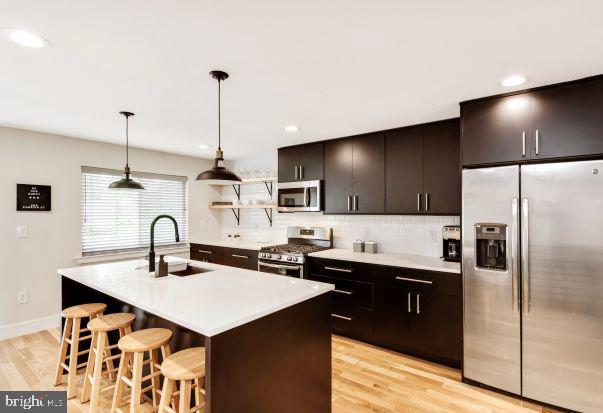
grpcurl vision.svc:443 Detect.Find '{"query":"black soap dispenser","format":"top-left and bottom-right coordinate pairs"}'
top-left (156, 255), bottom-right (168, 278)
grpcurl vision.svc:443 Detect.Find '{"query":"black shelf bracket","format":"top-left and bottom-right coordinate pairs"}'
top-left (264, 181), bottom-right (273, 197)
top-left (232, 184), bottom-right (241, 200)
top-left (231, 208), bottom-right (240, 225)
top-left (263, 208), bottom-right (273, 227)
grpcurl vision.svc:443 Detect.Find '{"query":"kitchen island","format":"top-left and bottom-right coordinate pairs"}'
top-left (58, 258), bottom-right (334, 413)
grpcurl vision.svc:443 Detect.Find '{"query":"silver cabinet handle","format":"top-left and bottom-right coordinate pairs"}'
top-left (232, 254), bottom-right (250, 259)
top-left (331, 313), bottom-right (352, 321)
top-left (416, 293), bottom-right (421, 314)
top-left (197, 250), bottom-right (213, 254)
top-left (325, 266), bottom-right (353, 273)
top-left (407, 292), bottom-right (412, 313)
top-left (353, 195), bottom-right (358, 211)
top-left (334, 289), bottom-right (353, 295)
top-left (395, 276), bottom-right (433, 285)
top-left (535, 130), bottom-right (540, 155)
top-left (522, 131), bottom-right (526, 156)
top-left (294, 166), bottom-right (298, 180)
top-left (417, 193), bottom-right (422, 212)
top-left (424, 193), bottom-right (429, 211)
top-left (521, 198), bottom-right (530, 314)
top-left (511, 198), bottom-right (520, 312)
top-left (347, 195), bottom-right (352, 212)
top-left (300, 165), bottom-right (304, 180)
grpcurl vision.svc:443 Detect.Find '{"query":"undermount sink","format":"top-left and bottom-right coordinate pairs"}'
top-left (169, 265), bottom-right (214, 277)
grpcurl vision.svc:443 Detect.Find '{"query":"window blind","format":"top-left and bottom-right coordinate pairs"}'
top-left (81, 166), bottom-right (188, 256)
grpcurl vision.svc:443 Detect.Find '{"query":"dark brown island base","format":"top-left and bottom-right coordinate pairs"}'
top-left (59, 259), bottom-right (333, 413)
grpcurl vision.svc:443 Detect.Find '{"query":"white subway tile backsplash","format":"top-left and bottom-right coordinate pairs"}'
top-left (217, 180), bottom-right (458, 257)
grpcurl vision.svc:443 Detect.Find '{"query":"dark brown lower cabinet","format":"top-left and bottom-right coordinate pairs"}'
top-left (190, 243), bottom-right (224, 264)
top-left (222, 247), bottom-right (259, 270)
top-left (308, 257), bottom-right (462, 368)
top-left (189, 244), bottom-right (258, 270)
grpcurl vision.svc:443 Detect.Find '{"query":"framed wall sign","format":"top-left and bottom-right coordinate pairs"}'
top-left (17, 184), bottom-right (52, 211)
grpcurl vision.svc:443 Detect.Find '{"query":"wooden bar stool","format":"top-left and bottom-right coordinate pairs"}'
top-left (158, 348), bottom-right (206, 413)
top-left (80, 313), bottom-right (136, 413)
top-left (55, 303), bottom-right (107, 399)
top-left (111, 328), bottom-right (173, 413)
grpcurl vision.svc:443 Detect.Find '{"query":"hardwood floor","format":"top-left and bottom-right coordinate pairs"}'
top-left (0, 329), bottom-right (559, 413)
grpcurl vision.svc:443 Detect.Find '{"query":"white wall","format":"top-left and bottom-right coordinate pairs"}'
top-left (222, 153), bottom-right (459, 256)
top-left (0, 126), bottom-right (221, 339)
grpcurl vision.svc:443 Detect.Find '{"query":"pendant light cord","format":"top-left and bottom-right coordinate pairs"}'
top-left (218, 79), bottom-right (222, 151)
top-left (125, 114), bottom-right (129, 167)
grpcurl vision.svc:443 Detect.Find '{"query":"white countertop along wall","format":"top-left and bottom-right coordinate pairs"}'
top-left (309, 249), bottom-right (461, 274)
top-left (189, 237), bottom-right (284, 251)
top-left (58, 258), bottom-right (333, 337)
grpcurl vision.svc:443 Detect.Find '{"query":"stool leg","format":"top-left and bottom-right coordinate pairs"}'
top-left (66, 317), bottom-right (81, 399)
top-left (150, 349), bottom-right (161, 407)
top-left (179, 379), bottom-right (191, 413)
top-left (130, 352), bottom-right (144, 413)
top-left (54, 317), bottom-right (73, 385)
top-left (194, 378), bottom-right (202, 410)
top-left (161, 344), bottom-right (178, 412)
top-left (88, 331), bottom-right (106, 413)
top-left (158, 377), bottom-right (173, 413)
top-left (103, 333), bottom-right (117, 381)
top-left (111, 352), bottom-right (128, 413)
top-left (80, 330), bottom-right (99, 403)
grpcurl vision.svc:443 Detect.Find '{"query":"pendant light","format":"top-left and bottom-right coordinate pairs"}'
top-left (109, 111), bottom-right (145, 190)
top-left (196, 70), bottom-right (242, 185)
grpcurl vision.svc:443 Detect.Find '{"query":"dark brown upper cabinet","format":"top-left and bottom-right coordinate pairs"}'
top-left (461, 94), bottom-right (531, 166)
top-left (325, 133), bottom-right (385, 214)
top-left (461, 75), bottom-right (603, 166)
top-left (277, 142), bottom-right (324, 182)
top-left (386, 119), bottom-right (460, 215)
top-left (529, 77), bottom-right (603, 159)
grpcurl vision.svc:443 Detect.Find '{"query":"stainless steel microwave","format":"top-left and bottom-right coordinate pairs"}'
top-left (277, 180), bottom-right (322, 212)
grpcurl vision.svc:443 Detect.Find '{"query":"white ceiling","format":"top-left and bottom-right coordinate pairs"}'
top-left (1, 0), bottom-right (603, 160)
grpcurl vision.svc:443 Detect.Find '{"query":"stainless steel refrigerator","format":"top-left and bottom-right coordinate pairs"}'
top-left (462, 160), bottom-right (603, 413)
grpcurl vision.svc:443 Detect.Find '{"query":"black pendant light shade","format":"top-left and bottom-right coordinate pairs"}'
top-left (109, 111), bottom-right (145, 190)
top-left (196, 70), bottom-right (242, 185)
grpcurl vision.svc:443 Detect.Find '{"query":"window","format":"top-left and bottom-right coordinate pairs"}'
top-left (81, 166), bottom-right (188, 256)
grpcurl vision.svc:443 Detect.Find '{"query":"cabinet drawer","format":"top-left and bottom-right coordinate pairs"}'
top-left (330, 303), bottom-right (373, 342)
top-left (373, 265), bottom-right (460, 297)
top-left (223, 248), bottom-right (258, 270)
top-left (308, 258), bottom-right (373, 283)
top-left (190, 244), bottom-right (223, 264)
top-left (311, 274), bottom-right (373, 309)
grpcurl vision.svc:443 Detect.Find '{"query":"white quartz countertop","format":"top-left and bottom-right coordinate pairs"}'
top-left (58, 258), bottom-right (333, 337)
top-left (189, 238), bottom-right (283, 251)
top-left (308, 249), bottom-right (461, 274)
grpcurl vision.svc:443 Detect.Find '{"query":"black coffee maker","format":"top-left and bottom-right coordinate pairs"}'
top-left (442, 225), bottom-right (461, 262)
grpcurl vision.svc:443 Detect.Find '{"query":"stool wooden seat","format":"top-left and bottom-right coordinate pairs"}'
top-left (111, 328), bottom-right (173, 413)
top-left (55, 303), bottom-right (107, 399)
top-left (158, 348), bottom-right (206, 413)
top-left (80, 313), bottom-right (136, 413)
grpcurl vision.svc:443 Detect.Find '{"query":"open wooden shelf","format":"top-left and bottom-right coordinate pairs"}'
top-left (209, 177), bottom-right (277, 186)
top-left (209, 204), bottom-right (277, 209)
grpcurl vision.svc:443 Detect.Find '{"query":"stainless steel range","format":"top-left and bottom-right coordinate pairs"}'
top-left (258, 226), bottom-right (332, 278)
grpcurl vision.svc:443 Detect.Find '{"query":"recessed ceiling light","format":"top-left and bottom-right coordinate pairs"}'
top-left (501, 75), bottom-right (526, 87)
top-left (1, 28), bottom-right (49, 48)
top-left (198, 144), bottom-right (212, 149)
top-left (285, 125), bottom-right (299, 132)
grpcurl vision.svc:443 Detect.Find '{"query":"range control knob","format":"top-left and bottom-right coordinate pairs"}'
top-left (266, 253), bottom-right (272, 259)
top-left (275, 254), bottom-right (281, 260)
top-left (287, 256), bottom-right (293, 261)
top-left (293, 257), bottom-right (300, 262)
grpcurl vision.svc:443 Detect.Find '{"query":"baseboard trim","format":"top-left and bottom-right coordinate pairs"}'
top-left (0, 315), bottom-right (61, 341)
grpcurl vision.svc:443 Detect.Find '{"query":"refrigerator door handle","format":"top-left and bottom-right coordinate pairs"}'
top-left (521, 198), bottom-right (531, 314)
top-left (511, 198), bottom-right (520, 312)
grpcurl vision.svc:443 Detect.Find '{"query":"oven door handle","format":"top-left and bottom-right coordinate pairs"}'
top-left (258, 261), bottom-right (302, 271)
